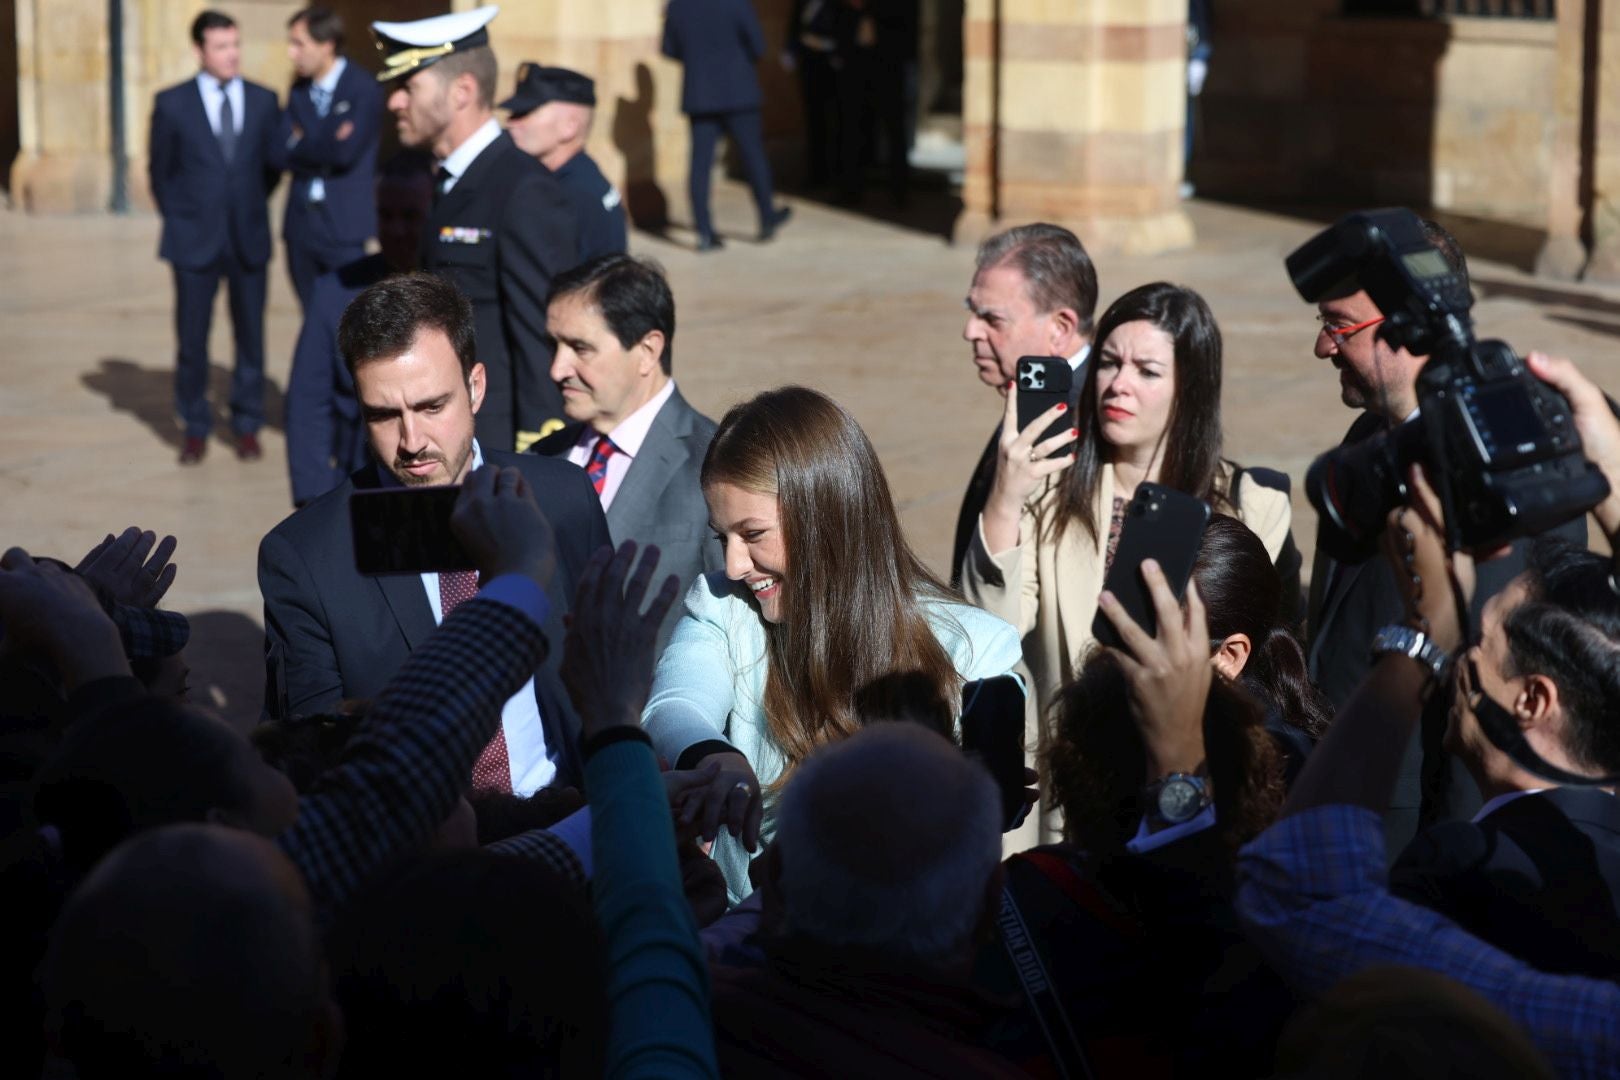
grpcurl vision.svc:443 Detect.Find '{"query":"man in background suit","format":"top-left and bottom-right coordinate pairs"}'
top-left (1305, 219), bottom-right (1586, 854)
top-left (259, 273), bottom-right (610, 793)
top-left (274, 6), bottom-right (382, 312)
top-left (148, 9), bottom-right (279, 466)
top-left (661, 0), bottom-right (793, 252)
top-left (954, 223), bottom-right (1097, 586)
top-left (375, 6), bottom-right (581, 453)
top-left (530, 254), bottom-right (720, 650)
top-left (1390, 537), bottom-right (1620, 979)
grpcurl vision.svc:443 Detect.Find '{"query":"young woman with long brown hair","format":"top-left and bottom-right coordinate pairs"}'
top-left (642, 386), bottom-right (1021, 901)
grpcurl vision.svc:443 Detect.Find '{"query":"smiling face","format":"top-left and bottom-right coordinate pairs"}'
top-left (1095, 319), bottom-right (1178, 460)
top-left (355, 327), bottom-right (484, 487)
top-left (707, 481), bottom-right (788, 623)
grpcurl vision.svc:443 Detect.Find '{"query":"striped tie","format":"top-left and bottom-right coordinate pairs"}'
top-left (440, 569), bottom-right (513, 793)
top-left (586, 434), bottom-right (617, 495)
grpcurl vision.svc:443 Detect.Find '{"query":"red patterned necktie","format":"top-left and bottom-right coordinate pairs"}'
top-left (440, 569), bottom-right (513, 793)
top-left (585, 434), bottom-right (617, 495)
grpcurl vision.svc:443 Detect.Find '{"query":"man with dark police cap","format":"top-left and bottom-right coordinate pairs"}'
top-left (503, 64), bottom-right (627, 262)
top-left (372, 5), bottom-right (580, 451)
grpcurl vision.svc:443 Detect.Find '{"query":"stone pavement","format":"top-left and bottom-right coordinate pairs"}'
top-left (6, 183), bottom-right (1620, 730)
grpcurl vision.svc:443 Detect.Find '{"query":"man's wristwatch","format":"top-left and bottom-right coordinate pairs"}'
top-left (1371, 624), bottom-right (1451, 682)
top-left (1142, 772), bottom-right (1210, 827)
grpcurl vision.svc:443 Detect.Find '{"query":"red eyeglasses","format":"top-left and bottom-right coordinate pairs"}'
top-left (1316, 314), bottom-right (1385, 348)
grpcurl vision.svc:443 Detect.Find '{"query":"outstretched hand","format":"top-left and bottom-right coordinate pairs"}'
top-left (450, 465), bottom-right (557, 587)
top-left (1097, 560), bottom-right (1212, 780)
top-left (562, 541), bottom-right (681, 738)
top-left (0, 547), bottom-right (130, 687)
top-left (75, 527), bottom-right (178, 608)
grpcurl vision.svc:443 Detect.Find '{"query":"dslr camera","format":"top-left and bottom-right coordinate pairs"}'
top-left (1287, 208), bottom-right (1608, 561)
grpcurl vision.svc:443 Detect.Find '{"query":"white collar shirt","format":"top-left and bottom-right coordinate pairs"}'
top-left (436, 118), bottom-right (502, 194)
top-left (565, 379), bottom-right (677, 511)
top-left (195, 73), bottom-right (245, 136)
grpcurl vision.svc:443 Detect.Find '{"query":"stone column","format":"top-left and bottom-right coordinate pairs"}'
top-left (1586, 0), bottom-right (1620, 283)
top-left (1537, 0), bottom-right (1589, 280)
top-left (958, 0), bottom-right (1194, 254)
top-left (11, 0), bottom-right (116, 212)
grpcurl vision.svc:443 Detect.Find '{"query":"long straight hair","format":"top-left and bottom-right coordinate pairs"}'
top-left (1053, 282), bottom-right (1232, 543)
top-left (702, 387), bottom-right (961, 784)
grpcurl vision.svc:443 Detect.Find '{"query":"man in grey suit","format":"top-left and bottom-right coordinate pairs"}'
top-left (532, 254), bottom-right (721, 648)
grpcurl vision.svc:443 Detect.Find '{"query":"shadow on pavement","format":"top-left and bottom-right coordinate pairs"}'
top-left (81, 358), bottom-right (285, 451)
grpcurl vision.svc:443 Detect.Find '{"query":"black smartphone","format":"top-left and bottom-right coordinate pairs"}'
top-left (349, 486), bottom-right (476, 576)
top-left (1015, 356), bottom-right (1076, 446)
top-left (1091, 482), bottom-right (1211, 653)
top-left (959, 674), bottom-right (1030, 832)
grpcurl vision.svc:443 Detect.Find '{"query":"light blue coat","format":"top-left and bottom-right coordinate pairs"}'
top-left (643, 572), bottom-right (1023, 902)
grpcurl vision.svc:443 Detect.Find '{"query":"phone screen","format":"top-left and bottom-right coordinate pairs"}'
top-left (349, 486), bottom-right (476, 576)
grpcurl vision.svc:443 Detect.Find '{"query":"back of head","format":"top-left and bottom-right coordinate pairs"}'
top-left (33, 697), bottom-right (251, 885)
top-left (1194, 515), bottom-right (1331, 738)
top-left (548, 253), bottom-right (677, 373)
top-left (975, 223), bottom-right (1099, 337)
top-left (772, 724), bottom-right (1002, 967)
top-left (702, 387), bottom-right (958, 779)
top-left (44, 824), bottom-right (331, 1080)
top-left (1275, 966), bottom-right (1554, 1080)
top-left (1504, 536), bottom-right (1620, 774)
top-left (1049, 651), bottom-right (1284, 855)
top-left (331, 849), bottom-right (606, 1076)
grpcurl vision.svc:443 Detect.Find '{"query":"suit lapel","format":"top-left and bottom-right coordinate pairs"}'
top-left (1307, 556), bottom-right (1367, 673)
top-left (1050, 463), bottom-right (1114, 684)
top-left (607, 394), bottom-right (691, 539)
top-left (435, 133), bottom-right (506, 223)
top-left (189, 81), bottom-right (225, 164)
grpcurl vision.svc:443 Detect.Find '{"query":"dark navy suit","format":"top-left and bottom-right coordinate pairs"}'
top-left (271, 57), bottom-right (383, 310)
top-left (553, 151), bottom-right (627, 261)
top-left (661, 0), bottom-right (778, 238)
top-left (148, 75), bottom-right (280, 439)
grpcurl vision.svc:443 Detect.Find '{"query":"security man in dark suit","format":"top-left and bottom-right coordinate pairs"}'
top-left (1389, 538), bottom-right (1620, 979)
top-left (528, 254), bottom-right (721, 650)
top-left (259, 272), bottom-right (610, 792)
top-left (1305, 219), bottom-right (1586, 854)
top-left (148, 9), bottom-right (280, 466)
top-left (273, 6), bottom-right (382, 311)
top-left (662, 0), bottom-right (793, 252)
top-left (373, 6), bottom-right (581, 453)
top-left (503, 64), bottom-right (628, 262)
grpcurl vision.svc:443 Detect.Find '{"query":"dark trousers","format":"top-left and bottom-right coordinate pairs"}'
top-left (285, 202), bottom-right (365, 312)
top-left (797, 51), bottom-right (840, 187)
top-left (688, 109), bottom-right (775, 238)
top-left (172, 257), bottom-right (267, 439)
top-left (837, 49), bottom-right (909, 202)
top-left (285, 330), bottom-right (365, 506)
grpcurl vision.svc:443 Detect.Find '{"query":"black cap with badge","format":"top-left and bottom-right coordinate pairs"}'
top-left (499, 64), bottom-right (596, 116)
top-left (372, 4), bottom-right (500, 84)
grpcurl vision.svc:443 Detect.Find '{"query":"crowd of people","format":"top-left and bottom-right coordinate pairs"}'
top-left (8, 3), bottom-right (1620, 1079)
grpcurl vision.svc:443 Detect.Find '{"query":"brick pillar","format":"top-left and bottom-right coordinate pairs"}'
top-left (1586, 0), bottom-right (1620, 283)
top-left (10, 0), bottom-right (117, 211)
top-left (1537, 0), bottom-right (1588, 280)
top-left (957, 0), bottom-right (1193, 254)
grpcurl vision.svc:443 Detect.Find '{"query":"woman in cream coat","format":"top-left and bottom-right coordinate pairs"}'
top-left (962, 282), bottom-right (1299, 718)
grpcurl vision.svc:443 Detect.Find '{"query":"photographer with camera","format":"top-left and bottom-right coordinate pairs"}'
top-left (1299, 214), bottom-right (1590, 854)
top-left (1235, 297), bottom-right (1620, 1077)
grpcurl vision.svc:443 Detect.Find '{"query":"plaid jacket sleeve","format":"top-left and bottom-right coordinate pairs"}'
top-left (1237, 805), bottom-right (1620, 1079)
top-left (487, 828), bottom-right (587, 889)
top-left (278, 595), bottom-right (548, 921)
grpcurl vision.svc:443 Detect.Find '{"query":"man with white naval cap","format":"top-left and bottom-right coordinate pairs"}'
top-left (373, 5), bottom-right (580, 450)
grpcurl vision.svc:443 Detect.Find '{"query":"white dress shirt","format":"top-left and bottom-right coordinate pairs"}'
top-left (1068, 341), bottom-right (1091, 370)
top-left (409, 440), bottom-right (556, 794)
top-left (565, 379), bottom-right (677, 511)
top-left (195, 73), bottom-right (245, 137)
top-left (304, 56), bottom-right (347, 202)
top-left (436, 117), bottom-right (503, 194)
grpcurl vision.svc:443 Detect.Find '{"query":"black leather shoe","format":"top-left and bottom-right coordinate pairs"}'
top-left (759, 205), bottom-right (793, 242)
top-left (695, 231), bottom-right (725, 253)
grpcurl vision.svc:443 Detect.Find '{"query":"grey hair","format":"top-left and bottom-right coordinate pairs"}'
top-left (773, 724), bottom-right (1003, 965)
top-left (974, 222), bottom-right (1099, 336)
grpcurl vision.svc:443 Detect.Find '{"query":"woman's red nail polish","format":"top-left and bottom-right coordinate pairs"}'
top-left (1057, 403), bottom-right (1068, 413)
